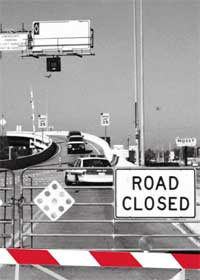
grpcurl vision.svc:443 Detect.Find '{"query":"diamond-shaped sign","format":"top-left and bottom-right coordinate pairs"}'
top-left (34, 180), bottom-right (75, 221)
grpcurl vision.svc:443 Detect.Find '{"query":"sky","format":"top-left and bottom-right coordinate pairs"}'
top-left (0, 0), bottom-right (200, 150)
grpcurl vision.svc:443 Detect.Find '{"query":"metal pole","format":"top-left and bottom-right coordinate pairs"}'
top-left (30, 87), bottom-right (36, 145)
top-left (139, 0), bottom-right (145, 165)
top-left (8, 146), bottom-right (13, 160)
top-left (133, 0), bottom-right (140, 166)
top-left (46, 93), bottom-right (49, 131)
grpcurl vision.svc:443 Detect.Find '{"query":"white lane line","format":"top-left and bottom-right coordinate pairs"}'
top-left (4, 210), bottom-right (44, 248)
top-left (0, 211), bottom-right (45, 269)
top-left (87, 142), bottom-right (101, 155)
top-left (14, 211), bottom-right (45, 248)
top-left (33, 265), bottom-right (70, 280)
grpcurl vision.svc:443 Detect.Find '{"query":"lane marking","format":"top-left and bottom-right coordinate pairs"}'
top-left (87, 142), bottom-right (101, 155)
top-left (33, 265), bottom-right (70, 280)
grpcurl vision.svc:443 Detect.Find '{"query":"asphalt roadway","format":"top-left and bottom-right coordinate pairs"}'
top-left (0, 136), bottom-right (199, 279)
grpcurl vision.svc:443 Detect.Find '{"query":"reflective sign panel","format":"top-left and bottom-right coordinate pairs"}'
top-left (0, 33), bottom-right (28, 51)
top-left (32, 20), bottom-right (91, 52)
top-left (115, 168), bottom-right (195, 218)
top-left (34, 180), bottom-right (75, 221)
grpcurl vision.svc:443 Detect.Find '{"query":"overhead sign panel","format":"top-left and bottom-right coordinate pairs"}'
top-left (0, 32), bottom-right (28, 51)
top-left (115, 168), bottom-right (195, 218)
top-left (32, 20), bottom-right (91, 52)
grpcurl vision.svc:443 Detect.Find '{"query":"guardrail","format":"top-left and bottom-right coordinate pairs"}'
top-left (0, 132), bottom-right (57, 169)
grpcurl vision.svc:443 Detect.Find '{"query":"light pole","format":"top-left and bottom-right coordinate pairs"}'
top-left (139, 0), bottom-right (145, 165)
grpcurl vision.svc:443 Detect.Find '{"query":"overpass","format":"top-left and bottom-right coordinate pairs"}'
top-left (2, 130), bottom-right (135, 169)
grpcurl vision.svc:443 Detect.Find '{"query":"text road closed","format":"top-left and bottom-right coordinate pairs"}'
top-left (115, 169), bottom-right (195, 218)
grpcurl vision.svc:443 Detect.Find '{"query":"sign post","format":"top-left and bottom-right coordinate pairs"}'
top-left (115, 168), bottom-right (195, 218)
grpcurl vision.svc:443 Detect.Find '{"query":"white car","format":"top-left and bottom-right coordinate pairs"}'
top-left (65, 156), bottom-right (113, 185)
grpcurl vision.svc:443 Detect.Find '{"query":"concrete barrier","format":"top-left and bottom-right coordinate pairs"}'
top-left (0, 132), bottom-right (56, 170)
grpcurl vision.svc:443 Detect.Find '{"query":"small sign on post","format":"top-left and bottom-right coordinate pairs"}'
top-left (0, 117), bottom-right (6, 127)
top-left (175, 137), bottom-right (197, 147)
top-left (115, 168), bottom-right (195, 218)
top-left (38, 114), bottom-right (48, 129)
top-left (100, 112), bottom-right (110, 140)
top-left (100, 113), bottom-right (110, 126)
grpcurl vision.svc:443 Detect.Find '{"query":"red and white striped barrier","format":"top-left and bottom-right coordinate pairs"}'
top-left (0, 249), bottom-right (199, 269)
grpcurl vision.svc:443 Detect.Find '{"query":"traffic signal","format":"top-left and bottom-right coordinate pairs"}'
top-left (46, 57), bottom-right (61, 72)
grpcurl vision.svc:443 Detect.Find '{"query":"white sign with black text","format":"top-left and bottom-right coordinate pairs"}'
top-left (38, 114), bottom-right (48, 129)
top-left (115, 168), bottom-right (195, 218)
top-left (175, 137), bottom-right (197, 147)
top-left (100, 113), bottom-right (110, 126)
top-left (0, 33), bottom-right (28, 51)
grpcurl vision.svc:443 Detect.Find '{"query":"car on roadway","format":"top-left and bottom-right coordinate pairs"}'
top-left (67, 136), bottom-right (86, 154)
top-left (65, 156), bottom-right (113, 185)
top-left (67, 130), bottom-right (82, 139)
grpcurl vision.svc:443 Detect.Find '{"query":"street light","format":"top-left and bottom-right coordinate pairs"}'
top-left (133, 0), bottom-right (145, 166)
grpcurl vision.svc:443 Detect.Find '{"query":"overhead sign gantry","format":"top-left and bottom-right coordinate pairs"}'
top-left (0, 20), bottom-right (95, 71)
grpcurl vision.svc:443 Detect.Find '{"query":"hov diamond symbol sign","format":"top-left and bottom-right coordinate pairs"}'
top-left (34, 180), bottom-right (75, 221)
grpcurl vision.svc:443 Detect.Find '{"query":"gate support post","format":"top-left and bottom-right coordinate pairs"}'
top-left (14, 264), bottom-right (20, 280)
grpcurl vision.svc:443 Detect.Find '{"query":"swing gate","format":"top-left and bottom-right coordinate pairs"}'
top-left (0, 166), bottom-right (200, 250)
top-left (0, 169), bottom-right (15, 248)
top-left (0, 167), bottom-right (200, 280)
top-left (16, 167), bottom-right (200, 251)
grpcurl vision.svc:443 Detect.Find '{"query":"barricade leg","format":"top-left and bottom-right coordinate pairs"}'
top-left (14, 264), bottom-right (20, 280)
top-left (170, 269), bottom-right (185, 280)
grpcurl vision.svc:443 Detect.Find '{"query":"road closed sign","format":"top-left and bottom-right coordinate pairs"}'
top-left (115, 168), bottom-right (195, 218)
